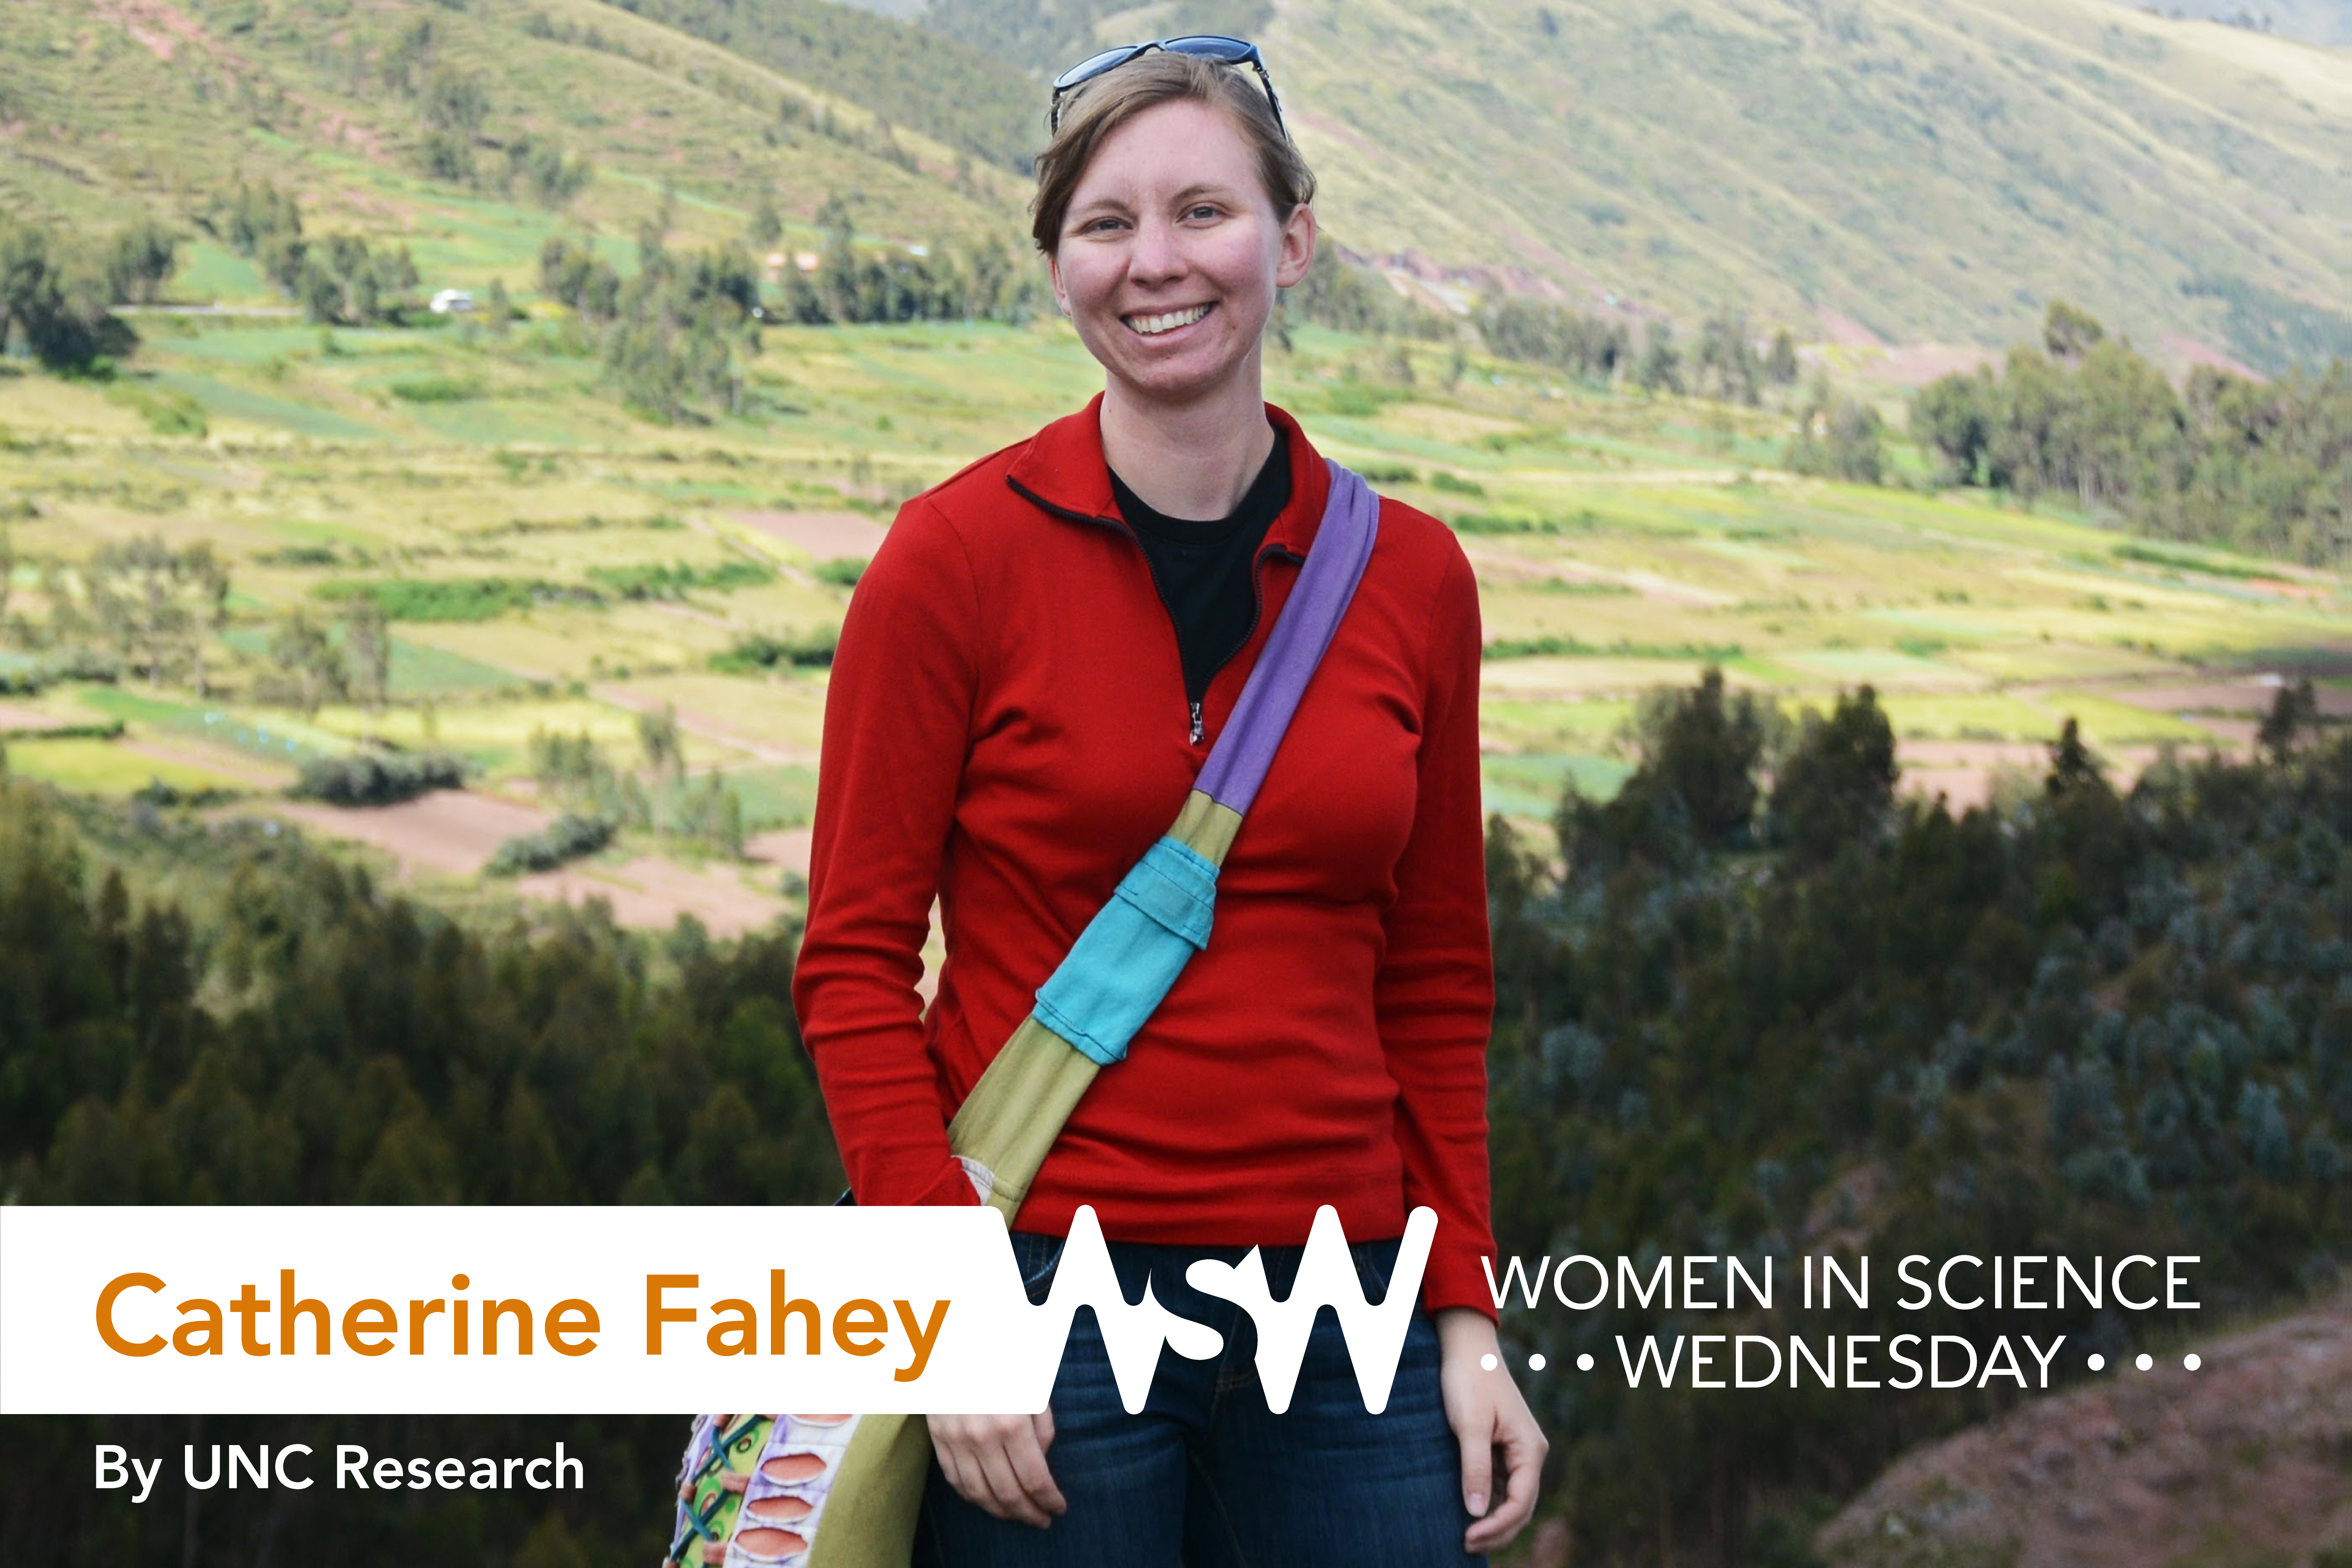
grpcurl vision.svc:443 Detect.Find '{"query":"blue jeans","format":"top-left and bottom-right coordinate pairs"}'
top-left (912, 1230), bottom-right (1484, 1567)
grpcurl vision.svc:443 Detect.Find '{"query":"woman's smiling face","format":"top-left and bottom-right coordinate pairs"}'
top-left (1050, 96), bottom-right (1316, 407)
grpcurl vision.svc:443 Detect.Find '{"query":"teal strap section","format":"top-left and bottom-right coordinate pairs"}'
top-left (1033, 836), bottom-right (1219, 1066)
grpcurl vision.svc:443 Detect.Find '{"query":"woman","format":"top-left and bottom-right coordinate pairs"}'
top-left (789, 40), bottom-right (1546, 1566)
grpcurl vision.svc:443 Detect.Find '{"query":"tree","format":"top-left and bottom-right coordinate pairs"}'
top-left (2042, 300), bottom-right (2106, 362)
top-left (1765, 328), bottom-right (1800, 385)
top-left (637, 702), bottom-right (684, 780)
top-left (1787, 376), bottom-right (1885, 484)
top-left (1912, 369), bottom-right (1995, 485)
top-left (2044, 717), bottom-right (2106, 799)
top-left (344, 598), bottom-right (392, 713)
top-left (88, 535), bottom-right (222, 688)
top-left (1766, 685), bottom-right (1900, 864)
top-left (1693, 310), bottom-right (1761, 405)
top-left (1633, 322), bottom-right (1682, 394)
top-left (418, 66), bottom-right (489, 184)
top-left (0, 216), bottom-right (121, 372)
top-left (748, 197), bottom-right (783, 249)
top-left (184, 544), bottom-right (229, 698)
top-left (105, 219), bottom-right (180, 305)
top-left (2256, 678), bottom-right (2319, 763)
top-left (268, 612), bottom-right (346, 717)
top-left (1638, 666), bottom-right (1770, 848)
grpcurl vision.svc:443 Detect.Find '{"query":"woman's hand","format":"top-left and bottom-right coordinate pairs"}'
top-left (927, 1410), bottom-right (1067, 1528)
top-left (1433, 1306), bottom-right (1547, 1555)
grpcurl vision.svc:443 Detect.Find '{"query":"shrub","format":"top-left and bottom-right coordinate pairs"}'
top-left (319, 578), bottom-right (600, 621)
top-left (487, 812), bottom-right (615, 875)
top-left (710, 628), bottom-right (837, 673)
top-left (585, 561), bottom-right (773, 599)
top-left (385, 375), bottom-right (483, 404)
top-left (293, 749), bottom-right (468, 806)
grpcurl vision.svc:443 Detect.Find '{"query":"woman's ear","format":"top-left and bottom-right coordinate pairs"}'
top-left (1274, 204), bottom-right (1317, 291)
top-left (1047, 251), bottom-right (1071, 316)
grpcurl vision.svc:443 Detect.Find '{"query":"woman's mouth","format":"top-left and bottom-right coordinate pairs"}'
top-left (1123, 302), bottom-right (1214, 339)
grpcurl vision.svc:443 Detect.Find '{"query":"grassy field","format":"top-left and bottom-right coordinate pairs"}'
top-left (4, 301), bottom-right (2345, 938)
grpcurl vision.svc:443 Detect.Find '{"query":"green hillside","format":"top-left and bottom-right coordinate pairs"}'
top-left (7, 0), bottom-right (2348, 365)
top-left (914, 0), bottom-right (2352, 370)
top-left (0, 0), bottom-right (1033, 288)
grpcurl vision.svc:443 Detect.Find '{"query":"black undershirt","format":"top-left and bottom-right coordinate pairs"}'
top-left (1109, 424), bottom-right (1292, 707)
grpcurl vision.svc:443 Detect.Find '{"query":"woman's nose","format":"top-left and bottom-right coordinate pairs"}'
top-left (1125, 216), bottom-right (1187, 284)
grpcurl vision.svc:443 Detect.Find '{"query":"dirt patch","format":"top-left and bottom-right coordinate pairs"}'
top-left (2159, 331), bottom-right (2264, 382)
top-left (513, 856), bottom-right (784, 938)
top-left (120, 737), bottom-right (294, 790)
top-left (1812, 305), bottom-right (1886, 349)
top-left (2116, 681), bottom-right (2352, 719)
top-left (267, 790), bottom-right (551, 876)
top-left (733, 510), bottom-right (890, 561)
top-left (1862, 342), bottom-right (1998, 389)
top-left (255, 792), bottom-right (795, 935)
top-left (745, 829), bottom-right (812, 879)
top-left (0, 703), bottom-right (73, 733)
top-left (1818, 1292), bottom-right (2352, 1568)
top-left (90, 0), bottom-right (209, 61)
top-left (1895, 742), bottom-right (2173, 813)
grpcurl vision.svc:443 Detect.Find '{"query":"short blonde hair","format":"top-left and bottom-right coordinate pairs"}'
top-left (1029, 51), bottom-right (1316, 257)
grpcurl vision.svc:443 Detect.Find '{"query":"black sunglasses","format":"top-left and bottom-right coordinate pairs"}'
top-left (1049, 35), bottom-right (1289, 140)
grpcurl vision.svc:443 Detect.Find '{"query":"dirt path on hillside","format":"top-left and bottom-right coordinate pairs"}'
top-left (265, 790), bottom-right (552, 875)
top-left (732, 510), bottom-right (891, 560)
top-left (1462, 544), bottom-right (1732, 608)
top-left (1815, 1293), bottom-right (2352, 1568)
top-left (512, 855), bottom-right (784, 938)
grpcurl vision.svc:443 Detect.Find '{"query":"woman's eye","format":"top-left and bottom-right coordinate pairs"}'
top-left (1187, 205), bottom-right (1221, 220)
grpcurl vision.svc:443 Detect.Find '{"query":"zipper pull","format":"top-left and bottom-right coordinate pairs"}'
top-left (1188, 700), bottom-right (1204, 745)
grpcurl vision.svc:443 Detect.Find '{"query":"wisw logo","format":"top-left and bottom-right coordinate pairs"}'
top-left (1028, 1205), bottom-right (1437, 1414)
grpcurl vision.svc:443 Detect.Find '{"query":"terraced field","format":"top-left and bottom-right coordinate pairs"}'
top-left (4, 312), bottom-right (2345, 931)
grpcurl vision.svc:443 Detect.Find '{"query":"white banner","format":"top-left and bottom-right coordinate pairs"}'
top-left (0, 1204), bottom-right (1433, 1415)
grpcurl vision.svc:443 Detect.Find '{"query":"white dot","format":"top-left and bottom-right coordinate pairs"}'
top-left (1576, 1352), bottom-right (1595, 1372)
top-left (2135, 1353), bottom-right (2153, 1371)
top-left (2087, 1353), bottom-right (2105, 1372)
top-left (2183, 1353), bottom-right (2201, 1372)
top-left (1480, 1353), bottom-right (1497, 1372)
top-left (1528, 1353), bottom-right (1547, 1371)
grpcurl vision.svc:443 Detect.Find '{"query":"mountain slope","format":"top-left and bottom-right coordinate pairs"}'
top-left (916, 0), bottom-right (2352, 368)
top-left (1816, 1292), bottom-right (2352, 1567)
top-left (2106, 0), bottom-right (2352, 47)
top-left (0, 0), bottom-right (1031, 280)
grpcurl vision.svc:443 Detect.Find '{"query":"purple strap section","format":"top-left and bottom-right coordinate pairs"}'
top-left (1192, 459), bottom-right (1381, 816)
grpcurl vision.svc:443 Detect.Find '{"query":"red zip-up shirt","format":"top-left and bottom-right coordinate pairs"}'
top-left (791, 394), bottom-right (1498, 1317)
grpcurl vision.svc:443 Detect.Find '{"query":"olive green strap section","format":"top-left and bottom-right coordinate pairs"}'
top-left (943, 790), bottom-right (1241, 1222)
top-left (1169, 788), bottom-right (1243, 865)
top-left (947, 1014), bottom-right (1097, 1223)
top-left (800, 1412), bottom-right (930, 1568)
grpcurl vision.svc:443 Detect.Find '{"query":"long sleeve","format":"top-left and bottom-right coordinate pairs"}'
top-left (791, 496), bottom-right (984, 1208)
top-left (1374, 539), bottom-right (1499, 1317)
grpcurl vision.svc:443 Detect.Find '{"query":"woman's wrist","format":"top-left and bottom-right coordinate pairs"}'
top-left (1432, 1305), bottom-right (1500, 1353)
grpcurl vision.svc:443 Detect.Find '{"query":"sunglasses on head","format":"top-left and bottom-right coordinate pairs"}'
top-left (1048, 35), bottom-right (1289, 139)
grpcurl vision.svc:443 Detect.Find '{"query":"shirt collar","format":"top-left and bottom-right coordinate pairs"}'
top-left (1005, 390), bottom-right (1331, 558)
